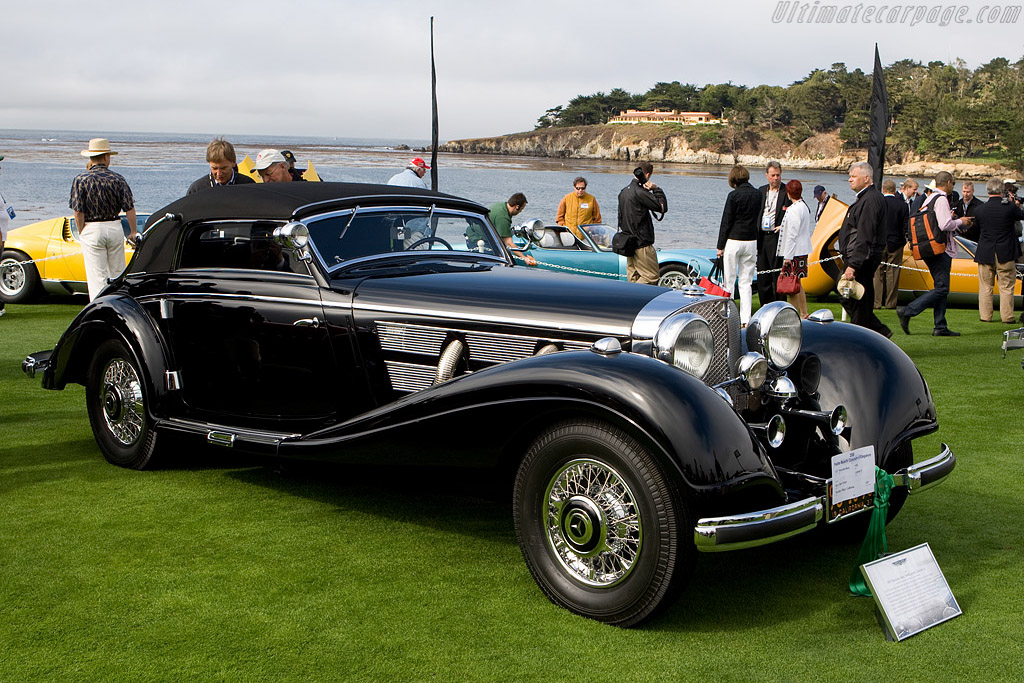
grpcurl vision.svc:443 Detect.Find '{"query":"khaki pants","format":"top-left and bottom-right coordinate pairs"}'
top-left (978, 260), bottom-right (1017, 323)
top-left (873, 246), bottom-right (903, 309)
top-left (627, 245), bottom-right (659, 285)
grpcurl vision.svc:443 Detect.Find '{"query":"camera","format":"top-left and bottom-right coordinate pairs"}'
top-left (1003, 183), bottom-right (1022, 205)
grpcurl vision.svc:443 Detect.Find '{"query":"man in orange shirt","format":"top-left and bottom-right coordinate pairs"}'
top-left (556, 177), bottom-right (602, 239)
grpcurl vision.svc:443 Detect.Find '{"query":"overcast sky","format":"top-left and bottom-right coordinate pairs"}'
top-left (4, 0), bottom-right (1023, 141)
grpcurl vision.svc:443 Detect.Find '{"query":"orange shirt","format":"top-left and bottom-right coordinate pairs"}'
top-left (556, 191), bottom-right (602, 238)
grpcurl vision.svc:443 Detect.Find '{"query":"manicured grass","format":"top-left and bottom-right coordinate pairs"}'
top-left (1, 300), bottom-right (1021, 681)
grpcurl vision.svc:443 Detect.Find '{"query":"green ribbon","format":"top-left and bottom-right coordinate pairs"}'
top-left (849, 466), bottom-right (895, 597)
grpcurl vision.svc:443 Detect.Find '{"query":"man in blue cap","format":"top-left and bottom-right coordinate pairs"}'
top-left (813, 185), bottom-right (829, 222)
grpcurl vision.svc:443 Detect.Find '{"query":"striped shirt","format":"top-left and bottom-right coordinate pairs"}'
top-left (68, 164), bottom-right (134, 222)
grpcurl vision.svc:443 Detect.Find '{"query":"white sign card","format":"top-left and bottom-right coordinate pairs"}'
top-left (831, 446), bottom-right (876, 504)
top-left (829, 446), bottom-right (876, 520)
top-left (861, 543), bottom-right (961, 641)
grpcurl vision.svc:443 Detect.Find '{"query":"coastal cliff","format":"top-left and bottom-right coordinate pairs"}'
top-left (440, 124), bottom-right (1009, 180)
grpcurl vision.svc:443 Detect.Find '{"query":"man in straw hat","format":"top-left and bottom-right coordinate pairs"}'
top-left (69, 138), bottom-right (137, 300)
top-left (838, 161), bottom-right (892, 337)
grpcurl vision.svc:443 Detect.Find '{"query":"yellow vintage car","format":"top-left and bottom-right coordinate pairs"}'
top-left (802, 197), bottom-right (1023, 306)
top-left (1, 213), bottom-right (148, 303)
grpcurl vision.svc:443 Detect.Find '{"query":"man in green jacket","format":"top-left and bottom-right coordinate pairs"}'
top-left (488, 193), bottom-right (536, 266)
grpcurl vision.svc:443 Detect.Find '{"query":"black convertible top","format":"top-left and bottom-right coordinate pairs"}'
top-left (133, 182), bottom-right (491, 274)
top-left (143, 182), bottom-right (488, 230)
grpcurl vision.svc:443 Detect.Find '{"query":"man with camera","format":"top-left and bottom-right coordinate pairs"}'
top-left (616, 161), bottom-right (667, 285)
top-left (974, 177), bottom-right (1024, 324)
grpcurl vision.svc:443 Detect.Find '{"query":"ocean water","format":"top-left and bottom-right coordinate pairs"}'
top-left (0, 128), bottom-right (863, 249)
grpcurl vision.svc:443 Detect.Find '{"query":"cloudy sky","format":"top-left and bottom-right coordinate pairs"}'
top-left (5, 0), bottom-right (1023, 141)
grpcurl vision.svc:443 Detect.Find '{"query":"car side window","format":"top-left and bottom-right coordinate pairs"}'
top-left (177, 222), bottom-right (305, 274)
top-left (307, 210), bottom-right (501, 267)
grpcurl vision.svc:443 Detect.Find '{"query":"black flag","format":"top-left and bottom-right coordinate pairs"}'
top-left (867, 44), bottom-right (888, 188)
top-left (430, 17), bottom-right (439, 191)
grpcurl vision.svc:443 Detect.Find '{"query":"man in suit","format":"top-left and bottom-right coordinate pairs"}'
top-left (838, 162), bottom-right (891, 337)
top-left (756, 161), bottom-right (790, 305)
top-left (973, 176), bottom-right (1024, 323)
top-left (956, 181), bottom-right (983, 240)
top-left (897, 171), bottom-right (972, 336)
top-left (872, 179), bottom-right (910, 309)
top-left (900, 179), bottom-right (919, 211)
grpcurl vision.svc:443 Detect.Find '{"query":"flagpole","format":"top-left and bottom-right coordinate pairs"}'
top-left (430, 17), bottom-right (439, 191)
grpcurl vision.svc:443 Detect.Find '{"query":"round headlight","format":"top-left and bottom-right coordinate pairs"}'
top-left (747, 301), bottom-right (803, 369)
top-left (653, 313), bottom-right (714, 379)
top-left (737, 352), bottom-right (768, 390)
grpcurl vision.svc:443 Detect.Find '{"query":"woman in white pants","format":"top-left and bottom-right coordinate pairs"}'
top-left (716, 165), bottom-right (762, 325)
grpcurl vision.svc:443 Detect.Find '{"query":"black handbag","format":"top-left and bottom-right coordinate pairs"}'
top-left (611, 231), bottom-right (639, 257)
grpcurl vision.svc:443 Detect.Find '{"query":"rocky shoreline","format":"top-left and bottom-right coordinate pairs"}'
top-left (439, 125), bottom-right (1013, 181)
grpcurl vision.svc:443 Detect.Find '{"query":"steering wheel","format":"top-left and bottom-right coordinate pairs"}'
top-left (406, 236), bottom-right (453, 251)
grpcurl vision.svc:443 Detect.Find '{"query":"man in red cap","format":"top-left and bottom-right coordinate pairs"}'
top-left (388, 158), bottom-right (430, 189)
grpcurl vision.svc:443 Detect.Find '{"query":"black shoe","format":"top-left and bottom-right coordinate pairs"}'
top-left (896, 307), bottom-right (910, 334)
top-left (880, 327), bottom-right (893, 339)
top-left (932, 328), bottom-right (961, 337)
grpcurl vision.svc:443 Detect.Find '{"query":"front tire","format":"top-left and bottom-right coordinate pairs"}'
top-left (86, 339), bottom-right (161, 469)
top-left (0, 250), bottom-right (42, 303)
top-left (657, 263), bottom-right (696, 289)
top-left (513, 419), bottom-right (694, 626)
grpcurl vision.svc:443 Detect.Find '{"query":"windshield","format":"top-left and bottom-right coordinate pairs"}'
top-left (306, 208), bottom-right (505, 269)
top-left (580, 223), bottom-right (616, 252)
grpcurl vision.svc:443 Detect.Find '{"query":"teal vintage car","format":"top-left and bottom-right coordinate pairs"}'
top-left (511, 222), bottom-right (715, 289)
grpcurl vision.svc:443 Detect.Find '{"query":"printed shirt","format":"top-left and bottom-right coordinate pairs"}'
top-left (924, 189), bottom-right (962, 258)
top-left (68, 164), bottom-right (134, 222)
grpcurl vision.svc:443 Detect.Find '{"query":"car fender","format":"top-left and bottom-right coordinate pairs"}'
top-left (799, 319), bottom-right (937, 470)
top-left (43, 295), bottom-right (175, 415)
top-left (281, 349), bottom-right (784, 501)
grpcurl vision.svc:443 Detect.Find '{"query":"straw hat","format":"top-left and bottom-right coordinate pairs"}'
top-left (81, 138), bottom-right (118, 157)
top-left (837, 278), bottom-right (865, 300)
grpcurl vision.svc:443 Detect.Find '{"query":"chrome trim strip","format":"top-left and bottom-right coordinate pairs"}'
top-left (632, 289), bottom-right (714, 340)
top-left (136, 292), bottom-right (325, 309)
top-left (376, 321), bottom-right (593, 359)
top-left (357, 301), bottom-right (630, 337)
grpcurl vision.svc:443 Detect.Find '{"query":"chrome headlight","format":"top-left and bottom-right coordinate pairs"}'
top-left (747, 302), bottom-right (803, 370)
top-left (511, 218), bottom-right (545, 242)
top-left (653, 313), bottom-right (714, 379)
top-left (273, 221), bottom-right (309, 249)
top-left (737, 352), bottom-right (768, 390)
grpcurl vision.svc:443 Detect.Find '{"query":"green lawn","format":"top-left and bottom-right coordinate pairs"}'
top-left (1, 300), bottom-right (1021, 681)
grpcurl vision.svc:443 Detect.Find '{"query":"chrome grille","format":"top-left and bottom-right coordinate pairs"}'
top-left (378, 323), bottom-right (446, 356)
top-left (678, 298), bottom-right (740, 386)
top-left (384, 361), bottom-right (436, 392)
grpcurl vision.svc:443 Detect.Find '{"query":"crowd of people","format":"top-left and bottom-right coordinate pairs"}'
top-left (1, 136), bottom-right (1021, 337)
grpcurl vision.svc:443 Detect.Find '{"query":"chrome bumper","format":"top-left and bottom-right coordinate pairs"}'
top-left (694, 443), bottom-right (955, 552)
top-left (22, 350), bottom-right (53, 379)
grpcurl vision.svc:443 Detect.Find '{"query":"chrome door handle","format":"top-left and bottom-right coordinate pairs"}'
top-left (293, 317), bottom-right (320, 328)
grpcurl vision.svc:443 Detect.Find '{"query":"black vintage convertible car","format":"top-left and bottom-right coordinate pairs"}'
top-left (23, 182), bottom-right (956, 626)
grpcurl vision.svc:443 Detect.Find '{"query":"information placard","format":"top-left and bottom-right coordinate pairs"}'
top-left (860, 543), bottom-right (961, 641)
top-left (829, 446), bottom-right (875, 520)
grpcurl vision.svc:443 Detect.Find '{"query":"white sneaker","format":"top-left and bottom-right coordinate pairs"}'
top-left (0, 308), bottom-right (6, 317)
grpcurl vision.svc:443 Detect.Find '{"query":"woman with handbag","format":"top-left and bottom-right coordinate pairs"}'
top-left (777, 179), bottom-right (813, 318)
top-left (716, 165), bottom-right (761, 325)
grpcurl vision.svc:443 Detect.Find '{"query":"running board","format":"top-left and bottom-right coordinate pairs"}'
top-left (157, 417), bottom-right (300, 454)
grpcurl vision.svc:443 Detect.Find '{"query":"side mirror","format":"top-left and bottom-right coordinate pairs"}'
top-left (273, 222), bottom-right (309, 249)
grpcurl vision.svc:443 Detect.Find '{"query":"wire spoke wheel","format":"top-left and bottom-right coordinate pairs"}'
top-left (100, 358), bottom-right (146, 446)
top-left (545, 459), bottom-right (641, 587)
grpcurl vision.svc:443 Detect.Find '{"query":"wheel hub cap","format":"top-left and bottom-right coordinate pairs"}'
top-left (0, 259), bottom-right (26, 296)
top-left (545, 459), bottom-right (642, 588)
top-left (100, 359), bottom-right (145, 446)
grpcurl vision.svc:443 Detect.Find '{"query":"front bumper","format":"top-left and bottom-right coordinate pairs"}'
top-left (22, 349), bottom-right (53, 379)
top-left (693, 443), bottom-right (955, 552)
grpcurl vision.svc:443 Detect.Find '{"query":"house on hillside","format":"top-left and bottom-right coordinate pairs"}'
top-left (608, 109), bottom-right (727, 125)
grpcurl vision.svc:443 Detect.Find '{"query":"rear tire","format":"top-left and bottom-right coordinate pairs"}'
top-left (513, 419), bottom-right (694, 626)
top-left (86, 339), bottom-right (161, 469)
top-left (0, 250), bottom-right (41, 304)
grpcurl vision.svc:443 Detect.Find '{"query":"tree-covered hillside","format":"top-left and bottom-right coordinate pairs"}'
top-left (535, 57), bottom-right (1024, 170)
